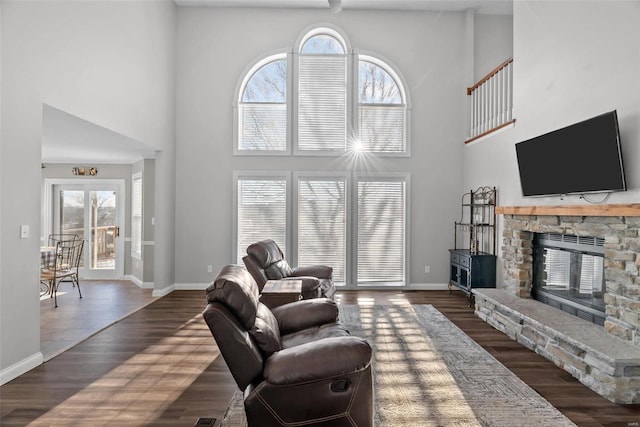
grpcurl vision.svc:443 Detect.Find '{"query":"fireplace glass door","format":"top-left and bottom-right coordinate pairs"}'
top-left (532, 233), bottom-right (606, 324)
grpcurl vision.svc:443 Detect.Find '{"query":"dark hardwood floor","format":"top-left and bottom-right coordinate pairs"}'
top-left (1, 289), bottom-right (639, 426)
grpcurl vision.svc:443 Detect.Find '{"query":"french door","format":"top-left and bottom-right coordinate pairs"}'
top-left (45, 180), bottom-right (125, 279)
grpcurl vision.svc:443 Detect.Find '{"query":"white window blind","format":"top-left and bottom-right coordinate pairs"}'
top-left (239, 104), bottom-right (287, 151)
top-left (298, 55), bottom-right (347, 151)
top-left (579, 254), bottom-right (604, 294)
top-left (359, 105), bottom-right (406, 152)
top-left (239, 57), bottom-right (287, 152)
top-left (357, 179), bottom-right (406, 285)
top-left (131, 173), bottom-right (143, 260)
top-left (357, 59), bottom-right (406, 153)
top-left (544, 249), bottom-right (570, 288)
top-left (237, 178), bottom-right (287, 263)
top-left (297, 178), bottom-right (346, 283)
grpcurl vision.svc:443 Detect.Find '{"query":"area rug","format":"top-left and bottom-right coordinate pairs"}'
top-left (221, 304), bottom-right (575, 426)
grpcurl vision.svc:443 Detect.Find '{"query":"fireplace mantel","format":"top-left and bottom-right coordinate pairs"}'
top-left (496, 203), bottom-right (640, 217)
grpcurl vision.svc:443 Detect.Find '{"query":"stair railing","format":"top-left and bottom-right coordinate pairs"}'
top-left (466, 58), bottom-right (515, 143)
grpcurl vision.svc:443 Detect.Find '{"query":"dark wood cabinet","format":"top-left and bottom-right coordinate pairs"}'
top-left (449, 187), bottom-right (497, 304)
top-left (449, 249), bottom-right (496, 300)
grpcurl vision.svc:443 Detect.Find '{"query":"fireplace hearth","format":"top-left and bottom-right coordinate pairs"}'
top-left (473, 205), bottom-right (640, 404)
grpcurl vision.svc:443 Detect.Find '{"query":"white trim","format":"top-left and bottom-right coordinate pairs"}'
top-left (294, 23), bottom-right (352, 54)
top-left (233, 50), bottom-right (290, 156)
top-left (0, 352), bottom-right (43, 386)
top-left (173, 282), bottom-right (210, 290)
top-left (43, 178), bottom-right (126, 279)
top-left (152, 285), bottom-right (175, 298)
top-left (232, 171), bottom-right (291, 264)
top-left (408, 283), bottom-right (450, 291)
top-left (124, 274), bottom-right (154, 289)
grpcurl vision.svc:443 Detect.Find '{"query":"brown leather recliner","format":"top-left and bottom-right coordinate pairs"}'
top-left (203, 264), bottom-right (373, 427)
top-left (242, 239), bottom-right (337, 299)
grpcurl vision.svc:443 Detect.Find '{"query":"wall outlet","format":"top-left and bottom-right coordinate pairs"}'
top-left (424, 265), bottom-right (430, 274)
top-left (207, 265), bottom-right (213, 273)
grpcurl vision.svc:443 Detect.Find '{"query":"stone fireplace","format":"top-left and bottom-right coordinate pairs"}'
top-left (473, 204), bottom-right (640, 404)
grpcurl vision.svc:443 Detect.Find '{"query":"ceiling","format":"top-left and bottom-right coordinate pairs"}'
top-left (42, 104), bottom-right (156, 165)
top-left (174, 0), bottom-right (513, 14)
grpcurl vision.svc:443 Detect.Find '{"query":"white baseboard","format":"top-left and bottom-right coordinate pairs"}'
top-left (407, 283), bottom-right (450, 290)
top-left (150, 283), bottom-right (209, 297)
top-left (173, 282), bottom-right (210, 290)
top-left (0, 352), bottom-right (43, 386)
top-left (124, 275), bottom-right (154, 289)
top-left (152, 285), bottom-right (175, 298)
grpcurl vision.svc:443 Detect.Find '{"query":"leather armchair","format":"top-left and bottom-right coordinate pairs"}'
top-left (242, 239), bottom-right (336, 299)
top-left (203, 264), bottom-right (373, 427)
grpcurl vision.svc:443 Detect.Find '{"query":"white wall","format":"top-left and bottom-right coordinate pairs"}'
top-left (463, 0), bottom-right (640, 284)
top-left (175, 8), bottom-right (471, 286)
top-left (0, 0), bottom-right (175, 383)
top-left (474, 14), bottom-right (513, 80)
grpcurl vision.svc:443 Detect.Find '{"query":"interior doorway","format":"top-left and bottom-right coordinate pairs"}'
top-left (43, 179), bottom-right (125, 280)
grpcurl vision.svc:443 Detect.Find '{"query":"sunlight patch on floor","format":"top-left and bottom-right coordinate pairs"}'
top-left (30, 314), bottom-right (220, 425)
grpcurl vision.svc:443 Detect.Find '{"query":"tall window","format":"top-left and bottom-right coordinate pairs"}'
top-left (297, 176), bottom-right (346, 283)
top-left (297, 32), bottom-right (347, 153)
top-left (234, 172), bottom-right (408, 287)
top-left (232, 25), bottom-right (411, 286)
top-left (356, 177), bottom-right (406, 285)
top-left (131, 173), bottom-right (143, 260)
top-left (235, 175), bottom-right (288, 263)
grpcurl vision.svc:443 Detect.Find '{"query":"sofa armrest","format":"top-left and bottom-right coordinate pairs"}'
top-left (271, 298), bottom-right (338, 334)
top-left (292, 265), bottom-right (332, 280)
top-left (264, 336), bottom-right (371, 385)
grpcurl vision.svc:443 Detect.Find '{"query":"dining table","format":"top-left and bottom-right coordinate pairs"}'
top-left (40, 246), bottom-right (57, 270)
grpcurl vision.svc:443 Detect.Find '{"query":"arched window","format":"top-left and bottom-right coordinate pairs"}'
top-left (357, 56), bottom-right (407, 153)
top-left (237, 54), bottom-right (287, 152)
top-left (297, 30), bottom-right (348, 153)
top-left (234, 27), bottom-right (410, 155)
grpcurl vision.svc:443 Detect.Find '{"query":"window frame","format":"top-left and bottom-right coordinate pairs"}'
top-left (352, 172), bottom-right (410, 287)
top-left (131, 172), bottom-right (143, 261)
top-left (232, 171), bottom-right (291, 264)
top-left (292, 171), bottom-right (350, 285)
top-left (233, 170), bottom-right (409, 288)
top-left (354, 52), bottom-right (412, 157)
top-left (233, 51), bottom-right (292, 156)
top-left (233, 27), bottom-right (411, 157)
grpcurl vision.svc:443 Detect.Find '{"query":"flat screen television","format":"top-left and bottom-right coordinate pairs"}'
top-left (515, 110), bottom-right (626, 197)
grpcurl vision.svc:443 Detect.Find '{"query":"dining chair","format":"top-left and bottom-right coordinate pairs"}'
top-left (40, 239), bottom-right (84, 307)
top-left (48, 233), bottom-right (79, 247)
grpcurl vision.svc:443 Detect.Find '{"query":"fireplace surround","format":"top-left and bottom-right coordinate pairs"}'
top-left (473, 204), bottom-right (640, 404)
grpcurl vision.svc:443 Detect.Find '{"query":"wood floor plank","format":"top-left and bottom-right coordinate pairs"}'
top-left (1, 289), bottom-right (639, 426)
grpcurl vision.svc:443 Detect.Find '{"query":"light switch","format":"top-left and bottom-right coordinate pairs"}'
top-left (20, 225), bottom-right (30, 239)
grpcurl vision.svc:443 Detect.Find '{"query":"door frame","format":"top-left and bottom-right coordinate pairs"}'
top-left (43, 178), bottom-right (126, 279)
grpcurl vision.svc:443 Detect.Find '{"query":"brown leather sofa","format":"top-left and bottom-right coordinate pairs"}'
top-left (203, 264), bottom-right (373, 427)
top-left (242, 239), bottom-right (337, 299)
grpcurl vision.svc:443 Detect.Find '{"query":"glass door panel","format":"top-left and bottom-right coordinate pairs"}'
top-left (59, 189), bottom-right (86, 269)
top-left (90, 191), bottom-right (117, 271)
top-left (53, 182), bottom-right (124, 279)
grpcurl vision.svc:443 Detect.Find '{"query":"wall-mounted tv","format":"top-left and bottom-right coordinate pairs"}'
top-left (515, 110), bottom-right (626, 197)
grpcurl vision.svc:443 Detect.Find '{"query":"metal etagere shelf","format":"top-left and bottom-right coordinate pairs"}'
top-left (453, 186), bottom-right (497, 255)
top-left (449, 186), bottom-right (497, 305)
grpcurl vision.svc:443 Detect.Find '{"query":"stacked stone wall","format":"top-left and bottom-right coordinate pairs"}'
top-left (502, 214), bottom-right (639, 346)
